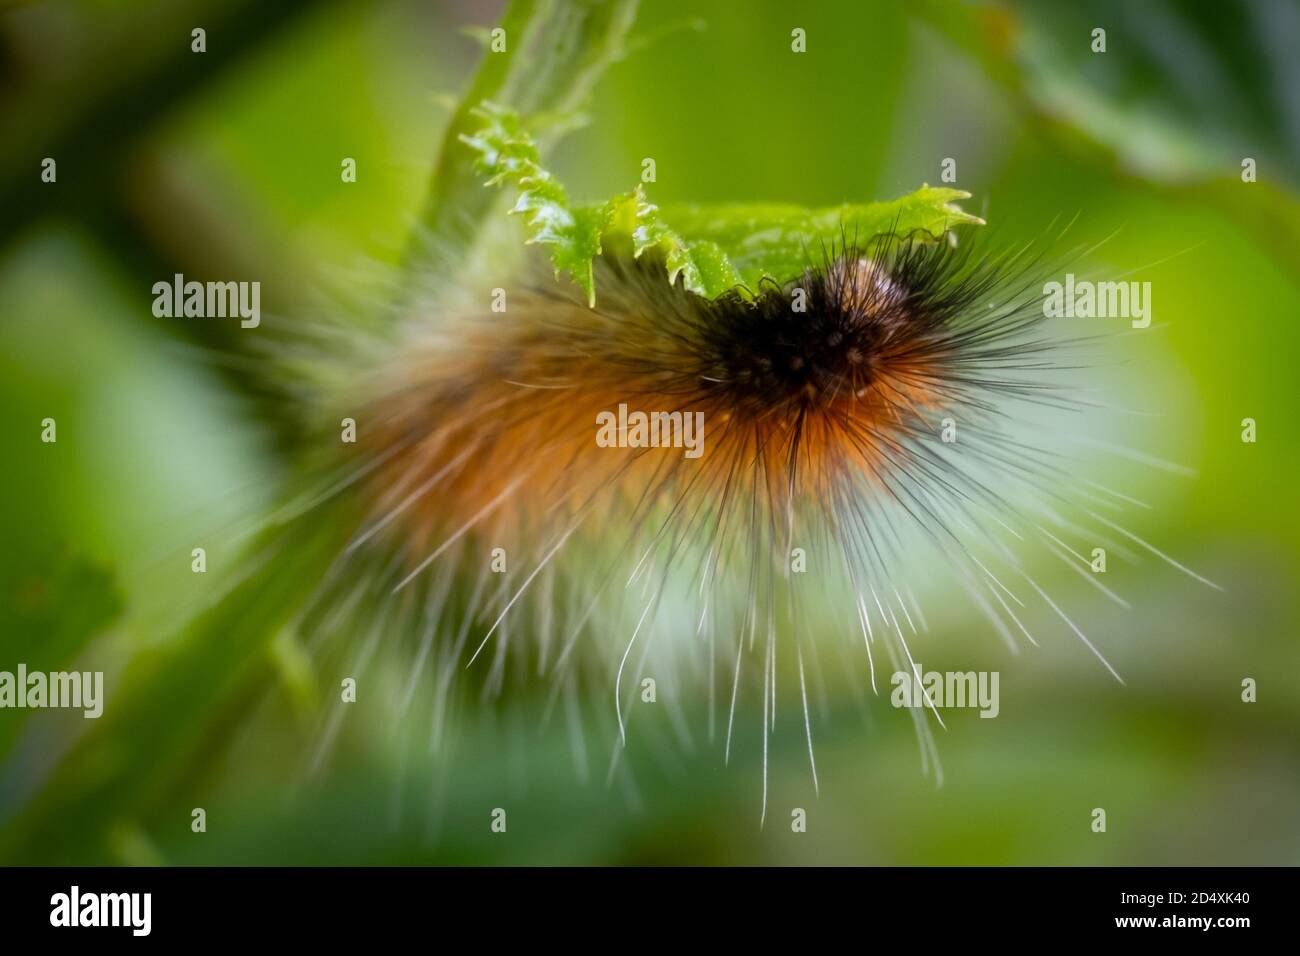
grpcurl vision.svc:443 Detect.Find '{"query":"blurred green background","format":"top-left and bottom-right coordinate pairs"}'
top-left (1, 0), bottom-right (1297, 865)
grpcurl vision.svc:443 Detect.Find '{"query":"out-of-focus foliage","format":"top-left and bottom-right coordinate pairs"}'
top-left (914, 0), bottom-right (1300, 271)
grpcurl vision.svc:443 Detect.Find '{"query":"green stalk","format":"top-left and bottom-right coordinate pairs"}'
top-left (402, 0), bottom-right (639, 290)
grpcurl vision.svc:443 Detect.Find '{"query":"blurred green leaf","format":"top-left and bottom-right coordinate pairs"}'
top-left (0, 511), bottom-right (353, 864)
top-left (3, 550), bottom-right (121, 666)
top-left (911, 0), bottom-right (1300, 274)
top-left (0, 549), bottom-right (122, 757)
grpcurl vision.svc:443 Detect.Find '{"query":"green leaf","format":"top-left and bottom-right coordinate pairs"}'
top-left (462, 102), bottom-right (983, 304)
top-left (599, 187), bottom-right (746, 303)
top-left (654, 191), bottom-right (984, 297)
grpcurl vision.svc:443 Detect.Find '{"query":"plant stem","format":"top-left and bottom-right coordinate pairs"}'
top-left (401, 0), bottom-right (639, 292)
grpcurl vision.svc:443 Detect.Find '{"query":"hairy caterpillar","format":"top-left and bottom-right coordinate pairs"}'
top-left (1, 0), bottom-right (1278, 872)
top-left (279, 192), bottom-right (1217, 822)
